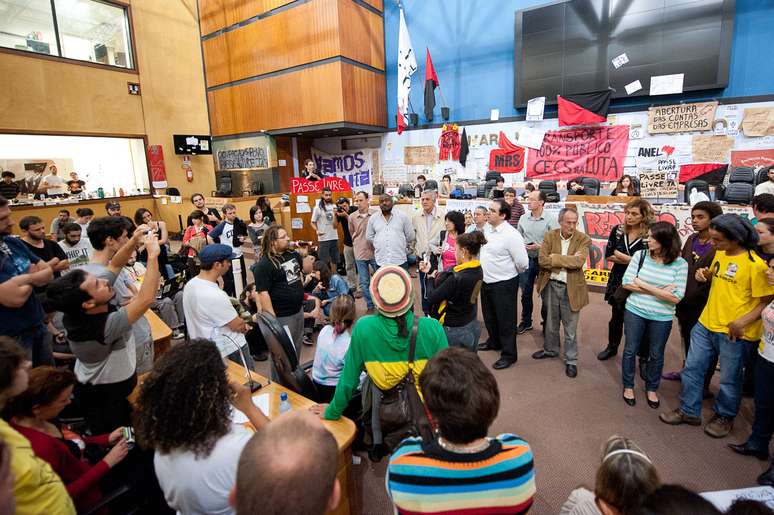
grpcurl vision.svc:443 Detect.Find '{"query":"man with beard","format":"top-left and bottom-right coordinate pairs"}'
top-left (366, 194), bottom-right (415, 270)
top-left (57, 222), bottom-right (93, 269)
top-left (19, 216), bottom-right (69, 280)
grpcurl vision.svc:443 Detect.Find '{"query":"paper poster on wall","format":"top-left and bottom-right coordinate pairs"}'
top-left (742, 107), bottom-right (774, 137)
top-left (146, 145), bottom-right (167, 189)
top-left (638, 169), bottom-right (678, 200)
top-left (713, 105), bottom-right (740, 136)
top-left (291, 218), bottom-right (303, 229)
top-left (312, 148), bottom-right (372, 194)
top-left (647, 101), bottom-right (718, 134)
top-left (379, 163), bottom-right (408, 184)
top-left (488, 132), bottom-right (525, 173)
top-left (730, 149), bottom-right (774, 168)
top-left (515, 127), bottom-right (546, 150)
top-left (611, 53), bottom-right (629, 68)
top-left (692, 135), bottom-right (734, 163)
top-left (625, 80), bottom-right (642, 95)
top-left (404, 146), bottom-right (437, 165)
top-left (649, 73), bottom-right (684, 95)
top-left (525, 125), bottom-right (629, 181)
top-left (295, 203), bottom-right (311, 214)
top-left (526, 97), bottom-right (545, 122)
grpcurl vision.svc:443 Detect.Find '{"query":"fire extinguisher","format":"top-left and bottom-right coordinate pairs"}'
top-left (183, 157), bottom-right (193, 182)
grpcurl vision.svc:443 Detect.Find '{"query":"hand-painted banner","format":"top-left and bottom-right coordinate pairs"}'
top-left (730, 149), bottom-right (774, 168)
top-left (577, 203), bottom-right (752, 285)
top-left (647, 101), bottom-right (718, 134)
top-left (488, 132), bottom-right (525, 173)
top-left (526, 125), bottom-right (629, 181)
top-left (290, 176), bottom-right (352, 194)
top-left (312, 148), bottom-right (372, 194)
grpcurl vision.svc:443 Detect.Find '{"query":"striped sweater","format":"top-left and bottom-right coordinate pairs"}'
top-left (622, 250), bottom-right (688, 321)
top-left (387, 434), bottom-right (536, 515)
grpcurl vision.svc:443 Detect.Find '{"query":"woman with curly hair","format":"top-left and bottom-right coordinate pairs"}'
top-left (134, 339), bottom-right (268, 515)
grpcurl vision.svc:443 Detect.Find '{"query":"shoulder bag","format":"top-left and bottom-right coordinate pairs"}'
top-left (611, 250), bottom-right (647, 305)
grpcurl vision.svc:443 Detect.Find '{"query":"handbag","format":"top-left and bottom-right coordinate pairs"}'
top-left (611, 250), bottom-right (647, 304)
top-left (377, 316), bottom-right (432, 451)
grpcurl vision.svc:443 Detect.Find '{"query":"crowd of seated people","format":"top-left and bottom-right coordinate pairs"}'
top-left (2, 187), bottom-right (774, 515)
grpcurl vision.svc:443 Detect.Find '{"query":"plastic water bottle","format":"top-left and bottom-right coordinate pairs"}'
top-left (279, 392), bottom-right (292, 414)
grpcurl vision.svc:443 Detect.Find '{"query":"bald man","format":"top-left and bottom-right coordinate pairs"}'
top-left (231, 411), bottom-right (340, 515)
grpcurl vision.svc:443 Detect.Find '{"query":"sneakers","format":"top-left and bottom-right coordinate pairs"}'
top-left (516, 323), bottom-right (533, 334)
top-left (172, 329), bottom-right (185, 340)
top-left (659, 408), bottom-right (702, 426)
top-left (303, 335), bottom-right (314, 346)
top-left (704, 414), bottom-right (734, 438)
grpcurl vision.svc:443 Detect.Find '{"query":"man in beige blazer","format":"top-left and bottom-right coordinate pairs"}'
top-left (412, 189), bottom-right (446, 315)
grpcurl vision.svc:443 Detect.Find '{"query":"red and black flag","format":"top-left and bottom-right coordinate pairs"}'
top-left (459, 128), bottom-right (469, 167)
top-left (424, 48), bottom-right (440, 121)
top-left (557, 89), bottom-right (612, 126)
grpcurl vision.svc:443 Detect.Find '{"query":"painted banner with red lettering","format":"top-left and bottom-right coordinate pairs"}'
top-left (526, 125), bottom-right (629, 181)
top-left (290, 176), bottom-right (352, 195)
top-left (488, 132), bottom-right (526, 173)
top-left (730, 149), bottom-right (774, 168)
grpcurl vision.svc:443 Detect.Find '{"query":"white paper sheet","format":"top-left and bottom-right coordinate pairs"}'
top-left (625, 80), bottom-right (643, 95)
top-left (526, 97), bottom-right (545, 121)
top-left (516, 127), bottom-right (546, 150)
top-left (649, 73), bottom-right (684, 95)
top-left (296, 203), bottom-right (311, 213)
top-left (701, 486), bottom-right (774, 511)
top-left (612, 53), bottom-right (629, 68)
top-left (490, 109), bottom-right (500, 121)
top-left (291, 218), bottom-right (303, 229)
top-left (230, 393), bottom-right (270, 424)
top-left (296, 195), bottom-right (309, 202)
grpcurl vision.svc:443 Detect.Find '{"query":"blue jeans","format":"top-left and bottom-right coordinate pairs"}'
top-left (356, 259), bottom-right (377, 309)
top-left (749, 354), bottom-right (774, 451)
top-left (444, 319), bottom-right (481, 352)
top-left (419, 271), bottom-right (431, 315)
top-left (16, 324), bottom-right (52, 367)
top-left (519, 255), bottom-right (545, 326)
top-left (680, 322), bottom-right (748, 419)
top-left (622, 310), bottom-right (672, 391)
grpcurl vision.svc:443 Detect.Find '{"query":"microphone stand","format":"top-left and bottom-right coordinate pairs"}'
top-left (219, 333), bottom-right (262, 392)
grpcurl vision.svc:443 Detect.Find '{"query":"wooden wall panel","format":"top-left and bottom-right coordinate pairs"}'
top-left (337, 0), bottom-right (385, 71)
top-left (361, 0), bottom-right (383, 11)
top-left (341, 63), bottom-right (387, 127)
top-left (202, 0), bottom-right (341, 87)
top-left (199, 0), bottom-right (294, 36)
top-left (208, 62), bottom-right (345, 136)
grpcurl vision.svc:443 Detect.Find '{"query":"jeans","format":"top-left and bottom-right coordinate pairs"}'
top-left (544, 280), bottom-right (580, 365)
top-left (153, 297), bottom-right (181, 329)
top-left (680, 322), bottom-right (749, 419)
top-left (608, 301), bottom-right (650, 359)
top-left (277, 309), bottom-right (304, 358)
top-left (356, 259), bottom-right (377, 309)
top-left (318, 240), bottom-right (340, 269)
top-left (519, 255), bottom-right (546, 327)
top-left (419, 271), bottom-right (431, 315)
top-left (749, 354), bottom-right (774, 450)
top-left (622, 310), bottom-right (673, 391)
top-left (444, 319), bottom-right (481, 352)
top-left (677, 309), bottom-right (717, 390)
top-left (15, 324), bottom-right (53, 367)
top-left (481, 277), bottom-right (518, 362)
top-left (343, 245), bottom-right (358, 290)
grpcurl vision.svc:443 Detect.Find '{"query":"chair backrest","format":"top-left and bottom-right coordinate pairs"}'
top-left (579, 177), bottom-right (600, 195)
top-left (424, 179), bottom-right (438, 191)
top-left (723, 182), bottom-right (755, 205)
top-left (398, 183), bottom-right (414, 198)
top-left (684, 180), bottom-right (710, 203)
top-left (484, 179), bottom-right (497, 198)
top-left (372, 183), bottom-right (385, 195)
top-left (165, 187), bottom-right (181, 196)
top-left (630, 176), bottom-right (641, 195)
top-left (538, 180), bottom-right (557, 193)
top-left (729, 167), bottom-right (755, 184)
top-left (485, 171), bottom-right (502, 182)
top-left (254, 313), bottom-right (317, 398)
top-left (756, 166), bottom-right (772, 186)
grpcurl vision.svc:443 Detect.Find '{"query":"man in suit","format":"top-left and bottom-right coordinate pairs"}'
top-left (533, 207), bottom-right (591, 378)
top-left (412, 189), bottom-right (445, 316)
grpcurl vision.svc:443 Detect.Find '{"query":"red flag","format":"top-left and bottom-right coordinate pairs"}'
top-left (424, 48), bottom-right (439, 121)
top-left (557, 90), bottom-right (611, 126)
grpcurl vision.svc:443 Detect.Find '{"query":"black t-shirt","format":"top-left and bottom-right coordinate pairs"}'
top-left (186, 207), bottom-right (221, 227)
top-left (22, 239), bottom-right (67, 278)
top-left (336, 206), bottom-right (357, 246)
top-left (253, 251), bottom-right (304, 317)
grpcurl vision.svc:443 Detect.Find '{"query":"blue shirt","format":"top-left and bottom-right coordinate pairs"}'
top-left (0, 236), bottom-right (44, 336)
top-left (623, 250), bottom-right (688, 321)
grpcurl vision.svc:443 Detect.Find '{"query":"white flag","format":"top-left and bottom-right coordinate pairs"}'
top-left (397, 8), bottom-right (417, 134)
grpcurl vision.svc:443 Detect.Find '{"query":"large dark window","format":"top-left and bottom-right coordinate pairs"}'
top-left (514, 0), bottom-right (735, 106)
top-left (0, 0), bottom-right (133, 69)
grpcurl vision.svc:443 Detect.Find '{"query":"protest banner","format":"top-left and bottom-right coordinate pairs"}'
top-left (312, 148), bottom-right (372, 194)
top-left (647, 101), bottom-right (718, 134)
top-left (404, 146), bottom-right (438, 165)
top-left (638, 170), bottom-right (678, 199)
top-left (526, 125), bottom-right (629, 181)
top-left (730, 149), bottom-right (774, 168)
top-left (742, 107), bottom-right (774, 137)
top-left (290, 176), bottom-right (352, 195)
top-left (692, 135), bottom-right (734, 164)
top-left (488, 132), bottom-right (526, 173)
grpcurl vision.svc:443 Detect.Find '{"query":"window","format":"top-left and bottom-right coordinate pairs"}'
top-left (0, 0), bottom-right (133, 69)
top-left (0, 134), bottom-right (149, 201)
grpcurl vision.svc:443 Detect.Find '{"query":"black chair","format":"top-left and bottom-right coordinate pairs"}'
top-left (424, 179), bottom-right (438, 191)
top-left (484, 179), bottom-right (497, 198)
top-left (372, 183), bottom-right (385, 195)
top-left (729, 167), bottom-right (756, 184)
top-left (684, 180), bottom-right (710, 203)
top-left (579, 177), bottom-right (600, 195)
top-left (630, 176), bottom-right (641, 195)
top-left (723, 182), bottom-right (755, 205)
top-left (485, 171), bottom-right (502, 182)
top-left (476, 182), bottom-right (486, 198)
top-left (165, 187), bottom-right (181, 196)
top-left (538, 180), bottom-right (557, 194)
top-left (254, 312), bottom-right (317, 399)
top-left (756, 166), bottom-right (772, 186)
top-left (398, 183), bottom-right (414, 198)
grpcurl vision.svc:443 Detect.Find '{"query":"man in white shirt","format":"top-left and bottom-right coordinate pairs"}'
top-left (57, 222), bottom-right (93, 269)
top-left (412, 190), bottom-right (445, 315)
top-left (183, 244), bottom-right (254, 369)
top-left (366, 194), bottom-right (416, 270)
top-left (208, 204), bottom-right (248, 297)
top-left (41, 165), bottom-right (67, 196)
top-left (311, 187), bottom-right (340, 270)
top-left (479, 199), bottom-right (529, 370)
top-left (755, 166), bottom-right (774, 196)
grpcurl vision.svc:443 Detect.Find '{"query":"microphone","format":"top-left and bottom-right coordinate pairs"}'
top-left (217, 332), bottom-right (262, 392)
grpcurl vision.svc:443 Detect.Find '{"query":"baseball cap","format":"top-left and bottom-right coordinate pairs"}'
top-left (199, 244), bottom-right (237, 265)
top-left (105, 200), bottom-right (120, 210)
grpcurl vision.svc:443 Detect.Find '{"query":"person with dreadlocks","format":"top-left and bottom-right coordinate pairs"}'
top-left (253, 225), bottom-right (305, 355)
top-left (661, 214), bottom-right (774, 438)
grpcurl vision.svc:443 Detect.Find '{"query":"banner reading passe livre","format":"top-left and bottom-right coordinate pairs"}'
top-left (526, 125), bottom-right (629, 181)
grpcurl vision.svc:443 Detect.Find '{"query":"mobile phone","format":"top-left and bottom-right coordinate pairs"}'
top-left (122, 426), bottom-right (135, 449)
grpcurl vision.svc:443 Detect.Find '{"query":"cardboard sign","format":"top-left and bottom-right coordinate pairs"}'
top-left (647, 101), bottom-right (718, 134)
top-left (638, 169), bottom-right (678, 199)
top-left (526, 125), bottom-right (629, 181)
top-left (742, 107), bottom-right (774, 137)
top-left (488, 132), bottom-right (525, 173)
top-left (692, 135), bottom-right (734, 163)
top-left (290, 176), bottom-right (352, 194)
top-left (730, 149), bottom-right (774, 168)
top-left (404, 146), bottom-right (437, 165)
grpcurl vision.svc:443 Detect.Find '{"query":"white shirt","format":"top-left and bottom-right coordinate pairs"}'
top-left (183, 277), bottom-right (247, 357)
top-left (43, 174), bottom-right (66, 195)
top-left (366, 210), bottom-right (415, 266)
top-left (154, 426), bottom-right (251, 515)
top-left (480, 222), bottom-right (528, 284)
top-left (220, 222), bottom-right (243, 258)
top-left (550, 232), bottom-right (573, 283)
top-left (58, 238), bottom-right (93, 269)
top-left (756, 181), bottom-right (774, 196)
top-left (311, 203), bottom-right (338, 242)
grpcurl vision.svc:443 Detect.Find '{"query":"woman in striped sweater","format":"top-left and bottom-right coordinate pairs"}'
top-left (621, 222), bottom-right (688, 409)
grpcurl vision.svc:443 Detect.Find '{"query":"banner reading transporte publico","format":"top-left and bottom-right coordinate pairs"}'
top-left (577, 203), bottom-right (753, 286)
top-left (525, 125), bottom-right (629, 181)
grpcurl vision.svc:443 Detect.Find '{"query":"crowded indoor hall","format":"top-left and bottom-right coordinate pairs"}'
top-left (1, 0), bottom-right (773, 513)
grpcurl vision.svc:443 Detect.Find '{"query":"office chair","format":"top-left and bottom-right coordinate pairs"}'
top-left (684, 180), bottom-right (710, 203)
top-left (372, 183), bottom-right (385, 195)
top-left (485, 171), bottom-right (502, 182)
top-left (538, 180), bottom-right (557, 193)
top-left (579, 177), bottom-right (601, 195)
top-left (424, 179), bottom-right (439, 191)
top-left (630, 176), bottom-right (641, 195)
top-left (756, 167), bottom-right (772, 186)
top-left (729, 167), bottom-right (755, 184)
top-left (723, 182), bottom-right (755, 205)
top-left (254, 312), bottom-right (317, 399)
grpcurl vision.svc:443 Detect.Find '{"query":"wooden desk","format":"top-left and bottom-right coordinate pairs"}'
top-left (225, 362), bottom-right (357, 515)
top-left (145, 310), bottom-right (172, 358)
top-left (566, 194), bottom-right (631, 204)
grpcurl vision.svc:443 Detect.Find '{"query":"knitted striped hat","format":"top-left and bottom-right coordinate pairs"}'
top-left (369, 265), bottom-right (414, 318)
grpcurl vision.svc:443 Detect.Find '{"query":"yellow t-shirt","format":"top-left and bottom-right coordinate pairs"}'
top-left (0, 419), bottom-right (75, 515)
top-left (699, 250), bottom-right (774, 341)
